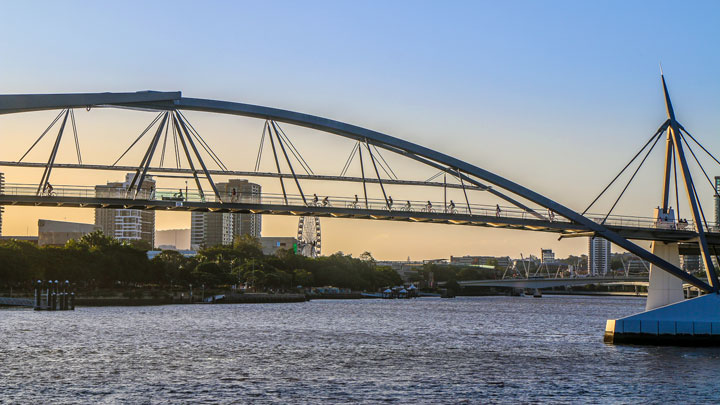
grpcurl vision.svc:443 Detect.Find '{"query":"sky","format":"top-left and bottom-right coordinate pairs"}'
top-left (1, 0), bottom-right (720, 260)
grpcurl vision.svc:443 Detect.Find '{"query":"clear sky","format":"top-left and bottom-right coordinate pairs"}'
top-left (1, 1), bottom-right (720, 260)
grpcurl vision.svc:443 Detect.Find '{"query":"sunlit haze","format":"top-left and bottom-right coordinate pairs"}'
top-left (2, 0), bottom-right (720, 260)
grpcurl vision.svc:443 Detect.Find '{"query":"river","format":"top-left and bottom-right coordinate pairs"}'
top-left (1, 296), bottom-right (720, 403)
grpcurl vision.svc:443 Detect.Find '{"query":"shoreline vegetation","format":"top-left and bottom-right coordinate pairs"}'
top-left (0, 231), bottom-right (646, 307)
top-left (0, 231), bottom-right (407, 305)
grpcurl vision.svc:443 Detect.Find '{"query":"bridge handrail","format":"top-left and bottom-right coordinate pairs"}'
top-left (3, 182), bottom-right (716, 232)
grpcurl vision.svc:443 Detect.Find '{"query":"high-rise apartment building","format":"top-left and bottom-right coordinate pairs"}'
top-left (681, 255), bottom-right (704, 273)
top-left (94, 173), bottom-right (155, 245)
top-left (190, 179), bottom-right (261, 249)
top-left (588, 236), bottom-right (611, 276)
top-left (0, 172), bottom-right (4, 236)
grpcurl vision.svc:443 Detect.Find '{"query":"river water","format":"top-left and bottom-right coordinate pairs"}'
top-left (1, 296), bottom-right (720, 404)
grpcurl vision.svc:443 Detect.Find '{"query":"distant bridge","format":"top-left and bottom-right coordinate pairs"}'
top-left (459, 277), bottom-right (649, 289)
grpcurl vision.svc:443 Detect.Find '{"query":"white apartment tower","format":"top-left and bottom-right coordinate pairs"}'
top-left (94, 173), bottom-right (156, 245)
top-left (588, 236), bottom-right (611, 276)
top-left (190, 179), bottom-right (261, 249)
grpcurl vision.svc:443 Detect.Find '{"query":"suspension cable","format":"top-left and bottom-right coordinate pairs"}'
top-left (255, 121), bottom-right (267, 172)
top-left (265, 121), bottom-right (288, 204)
top-left (171, 117), bottom-right (181, 169)
top-left (673, 147), bottom-right (680, 219)
top-left (113, 112), bottom-right (164, 166)
top-left (159, 113), bottom-right (170, 168)
top-left (70, 109), bottom-right (82, 165)
top-left (602, 130), bottom-right (664, 223)
top-left (679, 132), bottom-right (717, 194)
top-left (690, 179), bottom-right (710, 232)
top-left (273, 123), bottom-right (314, 175)
top-left (273, 123), bottom-right (312, 175)
top-left (371, 146), bottom-right (394, 180)
top-left (19, 109), bottom-right (66, 162)
top-left (364, 139), bottom-right (390, 209)
top-left (679, 125), bottom-right (720, 167)
top-left (425, 170), bottom-right (444, 182)
top-left (271, 121), bottom-right (307, 205)
top-left (178, 115), bottom-right (227, 171)
top-left (340, 142), bottom-right (359, 177)
top-left (177, 111), bottom-right (228, 171)
top-left (583, 121), bottom-right (669, 215)
top-left (455, 168), bottom-right (472, 215)
top-left (372, 145), bottom-right (397, 180)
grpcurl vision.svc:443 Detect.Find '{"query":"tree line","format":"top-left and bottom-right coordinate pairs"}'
top-left (0, 231), bottom-right (402, 292)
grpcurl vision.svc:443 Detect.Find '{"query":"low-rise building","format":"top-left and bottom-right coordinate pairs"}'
top-left (450, 255), bottom-right (511, 268)
top-left (376, 260), bottom-right (424, 282)
top-left (38, 219), bottom-right (101, 247)
top-left (147, 249), bottom-right (197, 260)
top-left (260, 236), bottom-right (298, 255)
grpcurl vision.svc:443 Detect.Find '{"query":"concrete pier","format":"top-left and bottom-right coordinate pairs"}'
top-left (645, 241), bottom-right (684, 311)
top-left (605, 293), bottom-right (720, 345)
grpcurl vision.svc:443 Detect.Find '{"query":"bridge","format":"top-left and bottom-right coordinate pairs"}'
top-left (458, 277), bottom-right (649, 289)
top-left (1, 73), bottom-right (719, 303)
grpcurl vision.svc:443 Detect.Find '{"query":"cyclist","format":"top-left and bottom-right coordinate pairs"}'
top-left (404, 200), bottom-right (412, 211)
top-left (426, 201), bottom-right (433, 212)
top-left (448, 200), bottom-right (456, 213)
top-left (313, 194), bottom-right (319, 205)
top-left (322, 196), bottom-right (329, 206)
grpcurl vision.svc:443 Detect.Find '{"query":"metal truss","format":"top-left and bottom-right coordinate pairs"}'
top-left (0, 81), bottom-right (716, 292)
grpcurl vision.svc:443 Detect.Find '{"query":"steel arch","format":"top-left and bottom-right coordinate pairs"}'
top-left (0, 91), bottom-right (711, 291)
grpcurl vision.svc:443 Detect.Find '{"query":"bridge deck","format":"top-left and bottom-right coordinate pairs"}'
top-left (459, 277), bottom-right (649, 289)
top-left (0, 193), bottom-right (716, 245)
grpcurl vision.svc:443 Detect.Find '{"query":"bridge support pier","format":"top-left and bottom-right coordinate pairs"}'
top-left (605, 241), bottom-right (720, 345)
top-left (646, 241), bottom-right (684, 311)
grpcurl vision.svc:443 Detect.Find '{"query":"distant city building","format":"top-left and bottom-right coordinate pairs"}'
top-left (376, 260), bottom-right (425, 282)
top-left (260, 236), bottom-right (298, 255)
top-left (612, 252), bottom-right (649, 275)
top-left (190, 212), bottom-right (205, 250)
top-left (0, 236), bottom-right (38, 244)
top-left (681, 255), bottom-right (704, 273)
top-left (450, 255), bottom-right (510, 268)
top-left (147, 249), bottom-right (197, 260)
top-left (190, 179), bottom-right (261, 248)
top-left (38, 219), bottom-right (101, 247)
top-left (540, 248), bottom-right (555, 264)
top-left (588, 237), bottom-right (611, 276)
top-left (94, 173), bottom-right (155, 245)
top-left (155, 228), bottom-right (190, 250)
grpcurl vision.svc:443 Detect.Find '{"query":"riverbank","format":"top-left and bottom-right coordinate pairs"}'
top-left (74, 293), bottom-right (308, 307)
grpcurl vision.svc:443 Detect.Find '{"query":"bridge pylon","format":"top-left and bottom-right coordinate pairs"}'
top-left (605, 73), bottom-right (720, 345)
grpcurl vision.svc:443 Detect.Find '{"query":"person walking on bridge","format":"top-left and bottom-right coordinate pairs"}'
top-left (496, 204), bottom-right (501, 218)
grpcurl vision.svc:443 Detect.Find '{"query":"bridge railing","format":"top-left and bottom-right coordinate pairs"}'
top-left (1, 183), bottom-right (714, 232)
